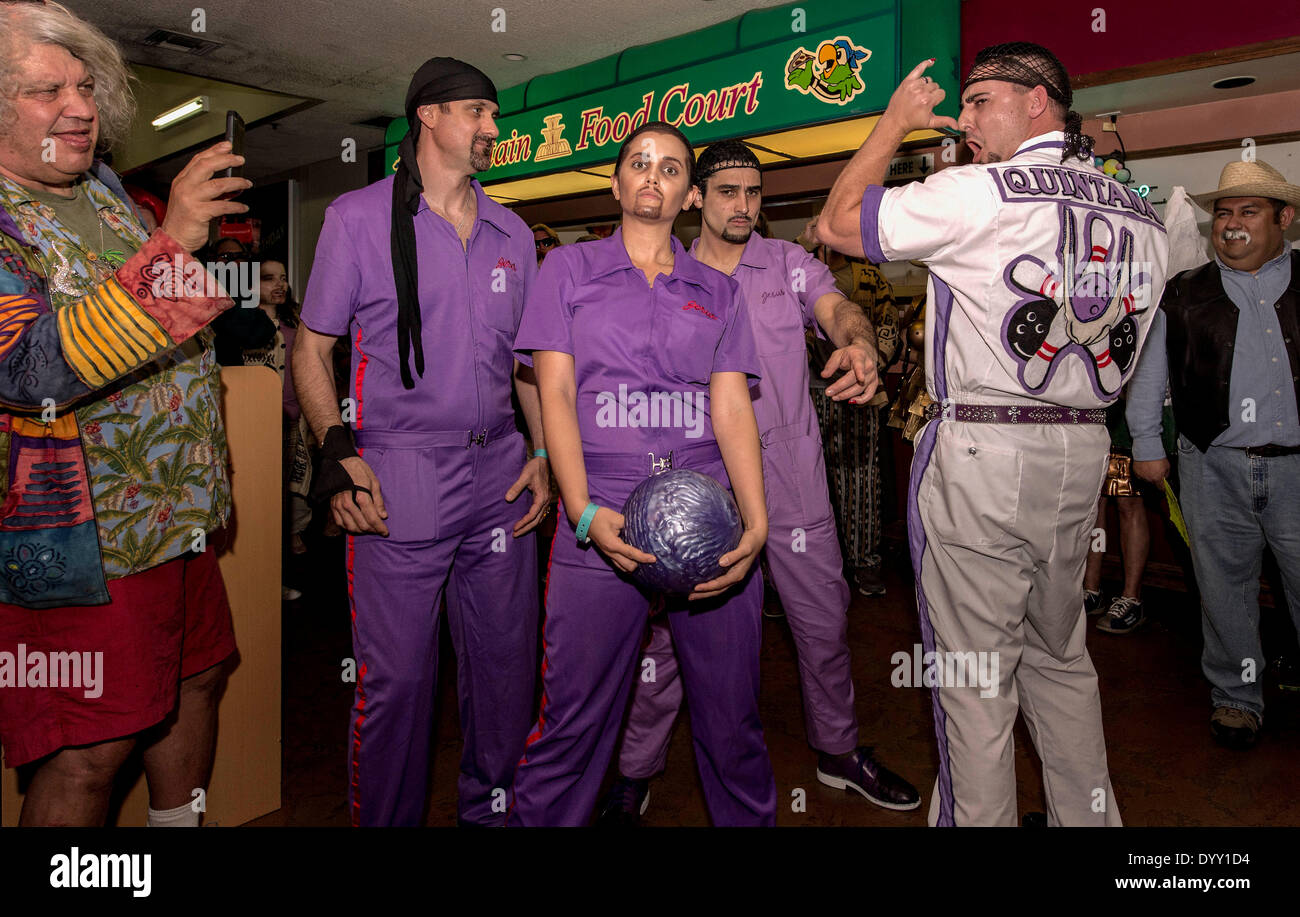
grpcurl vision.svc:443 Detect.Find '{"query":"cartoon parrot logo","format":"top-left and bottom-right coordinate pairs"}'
top-left (785, 35), bottom-right (871, 106)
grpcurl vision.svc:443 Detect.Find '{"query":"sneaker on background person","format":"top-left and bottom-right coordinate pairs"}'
top-left (855, 555), bottom-right (886, 596)
top-left (1096, 595), bottom-right (1145, 634)
top-left (1209, 706), bottom-right (1260, 750)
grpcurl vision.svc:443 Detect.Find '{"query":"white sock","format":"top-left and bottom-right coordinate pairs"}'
top-left (147, 801), bottom-right (200, 827)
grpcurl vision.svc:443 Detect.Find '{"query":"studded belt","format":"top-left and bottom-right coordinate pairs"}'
top-left (922, 401), bottom-right (1108, 425)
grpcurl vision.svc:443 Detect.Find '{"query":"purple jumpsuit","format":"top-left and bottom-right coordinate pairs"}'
top-left (508, 229), bottom-right (777, 826)
top-left (617, 234), bottom-right (861, 781)
top-left (300, 176), bottom-right (539, 827)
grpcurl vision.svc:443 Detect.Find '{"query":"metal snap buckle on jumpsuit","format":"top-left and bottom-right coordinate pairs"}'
top-left (647, 450), bottom-right (674, 475)
top-left (467, 428), bottom-right (488, 449)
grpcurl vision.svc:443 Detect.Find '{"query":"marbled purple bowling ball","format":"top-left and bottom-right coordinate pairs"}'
top-left (621, 469), bottom-right (743, 595)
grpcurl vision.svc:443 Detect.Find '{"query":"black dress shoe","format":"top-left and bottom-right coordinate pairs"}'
top-left (816, 746), bottom-right (920, 811)
top-left (594, 776), bottom-right (650, 826)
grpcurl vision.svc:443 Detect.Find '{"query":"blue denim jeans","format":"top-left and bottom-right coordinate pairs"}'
top-left (1178, 437), bottom-right (1300, 721)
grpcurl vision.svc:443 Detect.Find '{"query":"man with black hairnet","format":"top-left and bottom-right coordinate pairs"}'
top-left (818, 44), bottom-right (1169, 825)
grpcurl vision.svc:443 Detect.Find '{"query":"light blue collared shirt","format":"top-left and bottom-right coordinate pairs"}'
top-left (1128, 241), bottom-right (1298, 460)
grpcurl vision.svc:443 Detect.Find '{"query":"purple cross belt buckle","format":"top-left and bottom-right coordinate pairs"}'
top-left (922, 401), bottom-right (1108, 425)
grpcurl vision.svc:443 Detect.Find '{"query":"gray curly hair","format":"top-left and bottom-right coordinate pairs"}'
top-left (0, 1), bottom-right (137, 152)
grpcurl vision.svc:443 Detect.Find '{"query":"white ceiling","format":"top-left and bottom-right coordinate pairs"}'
top-left (1074, 51), bottom-right (1300, 118)
top-left (65, 0), bottom-right (792, 181)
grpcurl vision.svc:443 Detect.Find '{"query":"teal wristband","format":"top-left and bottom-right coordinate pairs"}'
top-left (533, 448), bottom-right (548, 459)
top-left (575, 502), bottom-right (599, 544)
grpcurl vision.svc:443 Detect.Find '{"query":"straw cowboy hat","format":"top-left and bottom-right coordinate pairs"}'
top-left (1191, 159), bottom-right (1300, 213)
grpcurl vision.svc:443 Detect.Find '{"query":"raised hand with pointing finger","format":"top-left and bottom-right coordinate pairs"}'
top-left (879, 58), bottom-right (961, 136)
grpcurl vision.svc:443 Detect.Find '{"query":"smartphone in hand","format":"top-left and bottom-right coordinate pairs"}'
top-left (223, 110), bottom-right (245, 179)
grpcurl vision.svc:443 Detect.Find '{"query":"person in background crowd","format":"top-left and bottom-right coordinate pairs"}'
top-left (0, 0), bottom-right (247, 826)
top-left (586, 222), bottom-right (615, 239)
top-left (532, 222), bottom-right (560, 266)
top-left (209, 237), bottom-right (276, 366)
top-left (801, 215), bottom-right (900, 595)
top-left (239, 259), bottom-right (312, 599)
top-left (1084, 391), bottom-right (1175, 634)
top-left (1129, 159), bottom-right (1300, 750)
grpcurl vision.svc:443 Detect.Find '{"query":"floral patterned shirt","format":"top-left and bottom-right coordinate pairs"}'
top-left (0, 174), bottom-right (231, 581)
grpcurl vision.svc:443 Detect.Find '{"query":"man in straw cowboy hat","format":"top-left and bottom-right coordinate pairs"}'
top-left (1129, 159), bottom-right (1300, 750)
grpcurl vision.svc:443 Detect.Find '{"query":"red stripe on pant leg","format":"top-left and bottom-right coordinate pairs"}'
top-left (524, 509), bottom-right (561, 754)
top-left (347, 533), bottom-right (368, 827)
top-left (507, 502), bottom-right (562, 818)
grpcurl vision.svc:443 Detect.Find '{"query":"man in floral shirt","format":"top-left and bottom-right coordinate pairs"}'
top-left (0, 1), bottom-right (248, 826)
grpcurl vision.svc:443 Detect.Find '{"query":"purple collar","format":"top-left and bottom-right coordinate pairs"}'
top-left (414, 178), bottom-right (511, 237)
top-left (1013, 132), bottom-right (1066, 158)
top-left (688, 229), bottom-right (769, 273)
top-left (590, 227), bottom-right (710, 288)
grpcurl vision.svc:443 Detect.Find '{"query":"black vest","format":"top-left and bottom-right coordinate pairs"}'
top-left (1161, 250), bottom-right (1300, 452)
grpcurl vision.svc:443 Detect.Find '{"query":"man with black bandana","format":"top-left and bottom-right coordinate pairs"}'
top-left (818, 45), bottom-right (1169, 825)
top-left (293, 57), bottom-right (549, 827)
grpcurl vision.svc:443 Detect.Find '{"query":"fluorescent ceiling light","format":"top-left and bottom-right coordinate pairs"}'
top-left (152, 96), bottom-right (210, 130)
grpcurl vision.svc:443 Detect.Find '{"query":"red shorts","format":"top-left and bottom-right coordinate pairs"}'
top-left (0, 548), bottom-right (236, 768)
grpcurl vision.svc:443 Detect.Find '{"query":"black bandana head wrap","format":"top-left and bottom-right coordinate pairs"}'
top-left (963, 42), bottom-right (1093, 164)
top-left (391, 58), bottom-right (498, 389)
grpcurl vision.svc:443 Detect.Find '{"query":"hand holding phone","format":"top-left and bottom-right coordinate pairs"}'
top-left (223, 111), bottom-right (245, 178)
top-left (160, 132), bottom-right (251, 253)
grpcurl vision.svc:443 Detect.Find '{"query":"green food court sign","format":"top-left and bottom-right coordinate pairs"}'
top-left (386, 0), bottom-right (958, 185)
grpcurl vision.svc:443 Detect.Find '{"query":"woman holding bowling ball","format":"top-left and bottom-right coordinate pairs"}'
top-left (508, 122), bottom-right (776, 826)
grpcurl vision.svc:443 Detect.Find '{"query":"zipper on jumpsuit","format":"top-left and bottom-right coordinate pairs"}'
top-left (648, 278), bottom-right (669, 467)
top-left (462, 221), bottom-right (485, 493)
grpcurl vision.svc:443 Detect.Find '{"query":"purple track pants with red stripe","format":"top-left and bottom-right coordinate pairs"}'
top-left (347, 430), bottom-right (538, 826)
top-left (507, 464), bottom-right (776, 827)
